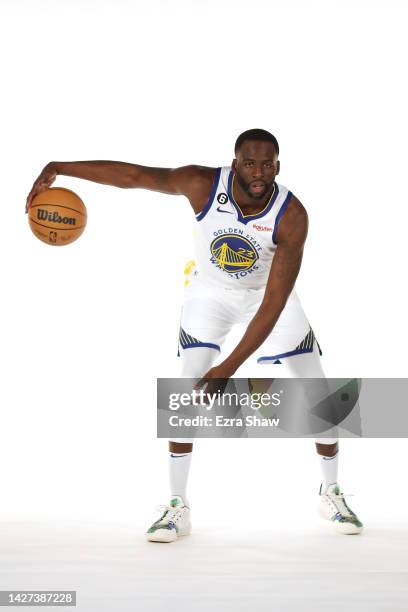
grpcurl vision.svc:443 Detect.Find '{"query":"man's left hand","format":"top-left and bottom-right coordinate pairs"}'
top-left (194, 364), bottom-right (235, 396)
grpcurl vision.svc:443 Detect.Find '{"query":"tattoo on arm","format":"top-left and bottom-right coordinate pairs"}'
top-left (273, 246), bottom-right (303, 280)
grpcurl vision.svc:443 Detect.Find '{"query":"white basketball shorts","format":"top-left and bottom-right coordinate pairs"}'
top-left (178, 270), bottom-right (322, 365)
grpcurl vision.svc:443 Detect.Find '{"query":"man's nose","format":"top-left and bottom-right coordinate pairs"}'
top-left (253, 166), bottom-right (264, 178)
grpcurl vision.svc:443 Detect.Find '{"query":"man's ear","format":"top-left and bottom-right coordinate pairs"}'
top-left (231, 158), bottom-right (237, 171)
top-left (276, 160), bottom-right (280, 176)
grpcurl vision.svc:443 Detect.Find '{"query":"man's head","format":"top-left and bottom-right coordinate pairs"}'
top-left (232, 129), bottom-right (280, 200)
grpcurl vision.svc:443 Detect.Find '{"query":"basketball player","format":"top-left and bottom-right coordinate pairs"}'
top-left (26, 129), bottom-right (363, 541)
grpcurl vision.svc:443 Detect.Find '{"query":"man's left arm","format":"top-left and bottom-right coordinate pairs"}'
top-left (203, 195), bottom-right (308, 379)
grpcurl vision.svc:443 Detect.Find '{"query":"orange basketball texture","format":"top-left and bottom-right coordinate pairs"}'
top-left (28, 187), bottom-right (87, 246)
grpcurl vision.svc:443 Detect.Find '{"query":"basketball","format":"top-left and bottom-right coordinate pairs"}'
top-left (28, 187), bottom-right (87, 246)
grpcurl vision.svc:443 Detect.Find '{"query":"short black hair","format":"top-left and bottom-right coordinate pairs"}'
top-left (234, 129), bottom-right (279, 156)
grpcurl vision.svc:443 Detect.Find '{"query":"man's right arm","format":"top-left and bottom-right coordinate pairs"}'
top-left (25, 161), bottom-right (217, 214)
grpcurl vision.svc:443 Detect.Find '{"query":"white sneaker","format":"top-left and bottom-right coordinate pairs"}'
top-left (146, 496), bottom-right (192, 543)
top-left (319, 483), bottom-right (363, 535)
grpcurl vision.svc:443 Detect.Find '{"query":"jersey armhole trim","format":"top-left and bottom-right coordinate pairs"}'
top-left (272, 191), bottom-right (293, 245)
top-left (195, 167), bottom-right (222, 222)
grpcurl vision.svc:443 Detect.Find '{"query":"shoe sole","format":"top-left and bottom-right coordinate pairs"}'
top-left (146, 525), bottom-right (192, 543)
top-left (321, 516), bottom-right (363, 535)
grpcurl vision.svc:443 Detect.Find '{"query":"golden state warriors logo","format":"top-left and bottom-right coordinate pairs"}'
top-left (210, 234), bottom-right (259, 273)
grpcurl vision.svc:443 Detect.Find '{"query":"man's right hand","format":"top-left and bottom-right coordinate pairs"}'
top-left (25, 162), bottom-right (57, 213)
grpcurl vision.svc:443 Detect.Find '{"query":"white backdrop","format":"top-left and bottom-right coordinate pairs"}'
top-left (0, 0), bottom-right (407, 531)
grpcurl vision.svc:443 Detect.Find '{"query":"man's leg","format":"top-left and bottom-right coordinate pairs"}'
top-left (168, 346), bottom-right (219, 506)
top-left (146, 346), bottom-right (221, 542)
top-left (281, 348), bottom-right (363, 534)
top-left (146, 271), bottom-right (234, 541)
top-left (281, 348), bottom-right (339, 491)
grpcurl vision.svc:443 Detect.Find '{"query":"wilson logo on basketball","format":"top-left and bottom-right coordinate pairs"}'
top-left (37, 209), bottom-right (76, 225)
top-left (252, 224), bottom-right (272, 231)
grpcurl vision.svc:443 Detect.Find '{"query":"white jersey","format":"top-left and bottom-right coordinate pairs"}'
top-left (194, 166), bottom-right (293, 290)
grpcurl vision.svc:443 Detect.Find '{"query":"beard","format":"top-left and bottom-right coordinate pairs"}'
top-left (235, 171), bottom-right (274, 200)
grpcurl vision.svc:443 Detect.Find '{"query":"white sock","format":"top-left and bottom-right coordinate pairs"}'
top-left (319, 452), bottom-right (339, 494)
top-left (169, 451), bottom-right (192, 506)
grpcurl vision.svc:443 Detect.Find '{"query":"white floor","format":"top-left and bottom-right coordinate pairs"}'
top-left (0, 520), bottom-right (407, 611)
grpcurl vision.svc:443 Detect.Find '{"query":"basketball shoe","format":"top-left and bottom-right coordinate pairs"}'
top-left (319, 483), bottom-right (363, 534)
top-left (146, 496), bottom-right (191, 543)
